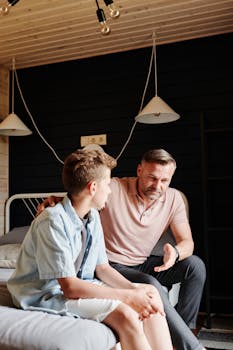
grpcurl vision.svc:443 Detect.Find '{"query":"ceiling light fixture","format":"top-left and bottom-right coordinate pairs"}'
top-left (103, 0), bottom-right (120, 18)
top-left (116, 32), bottom-right (180, 160)
top-left (0, 0), bottom-right (20, 15)
top-left (0, 58), bottom-right (32, 136)
top-left (96, 0), bottom-right (110, 35)
top-left (95, 0), bottom-right (120, 35)
top-left (135, 32), bottom-right (180, 124)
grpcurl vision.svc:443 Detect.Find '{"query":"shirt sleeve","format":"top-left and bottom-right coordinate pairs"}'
top-left (171, 190), bottom-right (189, 225)
top-left (34, 214), bottom-right (76, 279)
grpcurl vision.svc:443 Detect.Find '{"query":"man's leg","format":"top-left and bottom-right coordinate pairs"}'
top-left (143, 255), bottom-right (206, 329)
top-left (110, 262), bottom-right (204, 350)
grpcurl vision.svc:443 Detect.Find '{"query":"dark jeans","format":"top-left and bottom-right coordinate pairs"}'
top-left (110, 255), bottom-right (206, 350)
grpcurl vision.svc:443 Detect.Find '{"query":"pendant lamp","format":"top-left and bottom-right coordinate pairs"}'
top-left (135, 33), bottom-right (180, 124)
top-left (0, 58), bottom-right (32, 136)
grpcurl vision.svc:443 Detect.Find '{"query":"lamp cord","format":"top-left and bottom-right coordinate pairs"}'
top-left (116, 44), bottom-right (154, 161)
top-left (115, 120), bottom-right (137, 161)
top-left (139, 44), bottom-right (154, 112)
top-left (13, 34), bottom-right (156, 164)
top-left (11, 59), bottom-right (15, 113)
top-left (153, 32), bottom-right (158, 96)
top-left (14, 70), bottom-right (64, 165)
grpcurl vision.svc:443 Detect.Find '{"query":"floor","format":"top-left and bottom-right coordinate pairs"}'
top-left (197, 314), bottom-right (233, 350)
top-left (198, 313), bottom-right (233, 330)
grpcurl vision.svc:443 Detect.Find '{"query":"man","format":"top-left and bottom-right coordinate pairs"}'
top-left (38, 148), bottom-right (207, 350)
top-left (8, 149), bottom-right (174, 350)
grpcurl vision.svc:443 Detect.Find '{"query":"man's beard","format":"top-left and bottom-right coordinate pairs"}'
top-left (144, 188), bottom-right (162, 200)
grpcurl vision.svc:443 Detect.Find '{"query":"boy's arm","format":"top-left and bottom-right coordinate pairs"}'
top-left (58, 271), bottom-right (165, 318)
top-left (95, 263), bottom-right (135, 289)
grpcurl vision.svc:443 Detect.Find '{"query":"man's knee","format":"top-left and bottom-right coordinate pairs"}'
top-left (135, 274), bottom-right (162, 289)
top-left (135, 274), bottom-right (169, 300)
top-left (183, 255), bottom-right (206, 284)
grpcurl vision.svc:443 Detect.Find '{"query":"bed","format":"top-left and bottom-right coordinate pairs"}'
top-left (0, 193), bottom-right (118, 350)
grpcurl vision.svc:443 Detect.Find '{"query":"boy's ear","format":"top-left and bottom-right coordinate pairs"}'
top-left (88, 181), bottom-right (97, 195)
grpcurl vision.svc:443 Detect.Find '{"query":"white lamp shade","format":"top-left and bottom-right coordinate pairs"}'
top-left (135, 96), bottom-right (180, 124)
top-left (0, 113), bottom-right (32, 136)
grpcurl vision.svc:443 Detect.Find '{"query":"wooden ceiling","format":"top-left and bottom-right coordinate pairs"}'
top-left (1, 0), bottom-right (233, 69)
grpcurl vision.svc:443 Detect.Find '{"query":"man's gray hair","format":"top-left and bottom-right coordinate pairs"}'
top-left (141, 149), bottom-right (176, 169)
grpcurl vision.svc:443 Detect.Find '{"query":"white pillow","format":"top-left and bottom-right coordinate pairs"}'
top-left (0, 244), bottom-right (21, 268)
top-left (0, 226), bottom-right (29, 246)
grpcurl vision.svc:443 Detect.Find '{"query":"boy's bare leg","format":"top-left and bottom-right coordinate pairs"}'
top-left (103, 304), bottom-right (152, 350)
top-left (141, 290), bottom-right (173, 350)
top-left (143, 313), bottom-right (173, 350)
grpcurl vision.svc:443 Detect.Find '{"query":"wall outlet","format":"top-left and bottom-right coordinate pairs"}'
top-left (80, 134), bottom-right (107, 147)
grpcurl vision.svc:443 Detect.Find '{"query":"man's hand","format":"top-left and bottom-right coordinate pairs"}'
top-left (36, 196), bottom-right (63, 216)
top-left (153, 243), bottom-right (178, 273)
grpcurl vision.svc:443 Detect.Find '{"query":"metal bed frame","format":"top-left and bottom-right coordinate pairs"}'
top-left (4, 192), bottom-right (66, 234)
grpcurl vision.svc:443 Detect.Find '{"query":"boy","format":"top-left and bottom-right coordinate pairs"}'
top-left (8, 149), bottom-right (173, 350)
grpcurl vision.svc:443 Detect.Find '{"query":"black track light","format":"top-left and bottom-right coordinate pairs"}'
top-left (103, 0), bottom-right (120, 18)
top-left (96, 0), bottom-right (110, 35)
top-left (0, 0), bottom-right (20, 15)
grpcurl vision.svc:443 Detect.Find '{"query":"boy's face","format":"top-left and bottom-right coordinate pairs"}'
top-left (92, 168), bottom-right (111, 210)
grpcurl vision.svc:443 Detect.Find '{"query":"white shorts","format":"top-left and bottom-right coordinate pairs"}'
top-left (65, 280), bottom-right (121, 322)
top-left (65, 297), bottom-right (121, 322)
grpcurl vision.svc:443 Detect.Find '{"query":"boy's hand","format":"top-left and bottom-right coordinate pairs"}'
top-left (125, 286), bottom-right (165, 320)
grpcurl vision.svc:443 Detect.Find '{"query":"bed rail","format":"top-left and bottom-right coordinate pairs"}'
top-left (5, 192), bottom-right (66, 234)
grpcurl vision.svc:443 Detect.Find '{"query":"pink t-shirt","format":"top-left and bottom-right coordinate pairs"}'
top-left (100, 177), bottom-right (188, 266)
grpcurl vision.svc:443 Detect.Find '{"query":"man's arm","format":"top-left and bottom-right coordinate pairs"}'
top-left (170, 221), bottom-right (194, 259)
top-left (154, 222), bottom-right (194, 272)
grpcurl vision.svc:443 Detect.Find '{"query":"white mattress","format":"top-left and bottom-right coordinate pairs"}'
top-left (0, 282), bottom-right (117, 350)
top-left (0, 268), bottom-right (14, 285)
top-left (0, 305), bottom-right (117, 350)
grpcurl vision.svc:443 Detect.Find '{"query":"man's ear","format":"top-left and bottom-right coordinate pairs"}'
top-left (137, 164), bottom-right (142, 177)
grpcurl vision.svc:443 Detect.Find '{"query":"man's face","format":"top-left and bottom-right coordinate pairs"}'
top-left (92, 168), bottom-right (112, 210)
top-left (137, 161), bottom-right (175, 201)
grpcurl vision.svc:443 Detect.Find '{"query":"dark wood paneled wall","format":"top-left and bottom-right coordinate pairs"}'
top-left (9, 33), bottom-right (233, 313)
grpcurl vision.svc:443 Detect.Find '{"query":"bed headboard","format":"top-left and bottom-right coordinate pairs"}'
top-left (5, 192), bottom-right (66, 234)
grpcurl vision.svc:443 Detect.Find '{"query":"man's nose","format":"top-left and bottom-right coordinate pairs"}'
top-left (153, 179), bottom-right (161, 187)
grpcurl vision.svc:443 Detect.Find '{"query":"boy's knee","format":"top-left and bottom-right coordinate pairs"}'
top-left (114, 304), bottom-right (140, 330)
